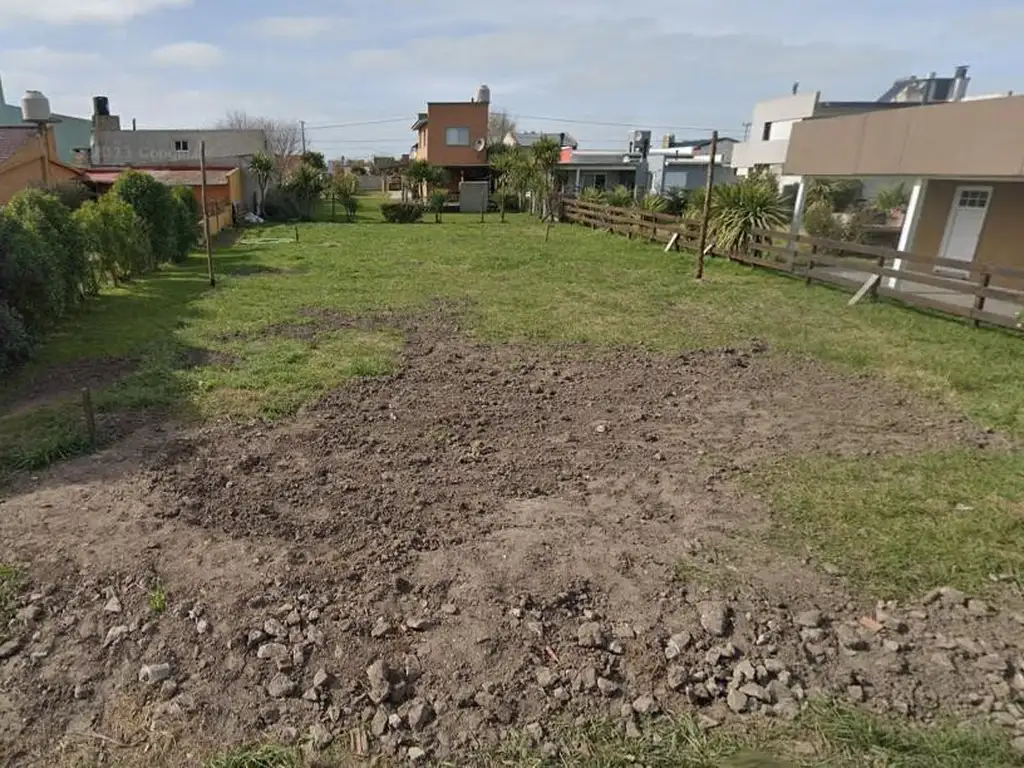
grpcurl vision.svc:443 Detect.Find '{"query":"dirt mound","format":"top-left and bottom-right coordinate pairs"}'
top-left (0, 309), bottom-right (1019, 766)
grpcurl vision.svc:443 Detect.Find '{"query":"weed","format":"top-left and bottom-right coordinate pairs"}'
top-left (148, 583), bottom-right (167, 614)
top-left (204, 745), bottom-right (299, 768)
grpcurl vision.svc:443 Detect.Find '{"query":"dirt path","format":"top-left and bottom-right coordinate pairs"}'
top-left (1, 310), bottom-right (1021, 766)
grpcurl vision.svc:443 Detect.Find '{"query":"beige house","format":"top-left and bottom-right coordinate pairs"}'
top-left (784, 95), bottom-right (1024, 290)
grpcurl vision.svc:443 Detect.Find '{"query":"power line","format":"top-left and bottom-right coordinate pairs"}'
top-left (514, 114), bottom-right (744, 134)
top-left (304, 117), bottom-right (410, 131)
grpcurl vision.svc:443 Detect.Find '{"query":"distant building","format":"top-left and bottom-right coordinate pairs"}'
top-left (0, 75), bottom-right (91, 165)
top-left (0, 125), bottom-right (82, 204)
top-left (411, 85), bottom-right (490, 196)
top-left (503, 130), bottom-right (577, 149)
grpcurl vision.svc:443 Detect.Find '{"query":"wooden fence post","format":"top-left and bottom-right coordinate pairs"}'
top-left (695, 130), bottom-right (719, 280)
top-left (81, 388), bottom-right (96, 446)
top-left (870, 254), bottom-right (886, 300)
top-left (805, 244), bottom-right (817, 285)
top-left (972, 270), bottom-right (991, 327)
top-left (200, 140), bottom-right (215, 288)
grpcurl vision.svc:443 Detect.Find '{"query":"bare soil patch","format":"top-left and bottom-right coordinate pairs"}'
top-left (2, 356), bottom-right (137, 414)
top-left (0, 309), bottom-right (1020, 766)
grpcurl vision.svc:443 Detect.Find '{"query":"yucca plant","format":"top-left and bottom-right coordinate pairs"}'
top-left (605, 185), bottom-right (633, 208)
top-left (579, 186), bottom-right (606, 204)
top-left (640, 194), bottom-right (667, 212)
top-left (710, 178), bottom-right (790, 254)
top-left (872, 183), bottom-right (911, 215)
top-left (663, 188), bottom-right (687, 216)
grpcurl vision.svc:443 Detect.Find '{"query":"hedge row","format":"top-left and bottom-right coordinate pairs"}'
top-left (0, 172), bottom-right (201, 375)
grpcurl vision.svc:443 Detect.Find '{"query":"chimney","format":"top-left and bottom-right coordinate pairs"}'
top-left (952, 64), bottom-right (971, 101)
top-left (92, 95), bottom-right (121, 132)
top-left (792, 82), bottom-right (799, 95)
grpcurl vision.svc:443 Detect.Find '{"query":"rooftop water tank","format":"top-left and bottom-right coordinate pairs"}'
top-left (475, 84), bottom-right (491, 104)
top-left (20, 90), bottom-right (51, 123)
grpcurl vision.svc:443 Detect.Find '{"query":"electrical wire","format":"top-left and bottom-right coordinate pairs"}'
top-left (303, 117), bottom-right (411, 131)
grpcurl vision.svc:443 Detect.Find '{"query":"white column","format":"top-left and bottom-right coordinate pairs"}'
top-left (789, 177), bottom-right (808, 250)
top-left (888, 178), bottom-right (927, 290)
top-left (575, 167), bottom-right (581, 192)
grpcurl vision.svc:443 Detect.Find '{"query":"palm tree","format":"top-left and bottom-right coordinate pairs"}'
top-left (529, 136), bottom-right (561, 218)
top-left (872, 183), bottom-right (911, 216)
top-left (249, 152), bottom-right (274, 216)
top-left (491, 147), bottom-right (533, 221)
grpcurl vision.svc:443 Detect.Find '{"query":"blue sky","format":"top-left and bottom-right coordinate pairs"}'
top-left (1, 0), bottom-right (1022, 158)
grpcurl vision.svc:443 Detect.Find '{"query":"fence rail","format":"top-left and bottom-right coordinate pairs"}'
top-left (561, 200), bottom-right (1024, 332)
top-left (563, 199), bottom-right (701, 249)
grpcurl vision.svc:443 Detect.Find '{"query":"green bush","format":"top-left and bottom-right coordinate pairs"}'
top-left (663, 188), bottom-right (687, 215)
top-left (427, 191), bottom-right (447, 222)
top-left (803, 199), bottom-right (844, 240)
top-left (74, 194), bottom-right (153, 284)
top-left (263, 187), bottom-right (304, 221)
top-left (380, 202), bottom-right (424, 223)
top-left (4, 188), bottom-right (87, 309)
top-left (342, 195), bottom-right (359, 221)
top-left (578, 187), bottom-right (606, 204)
top-left (169, 186), bottom-right (200, 262)
top-left (0, 301), bottom-right (31, 375)
top-left (640, 194), bottom-right (666, 212)
top-left (605, 185), bottom-right (633, 208)
top-left (0, 210), bottom-right (64, 333)
top-left (112, 170), bottom-right (177, 262)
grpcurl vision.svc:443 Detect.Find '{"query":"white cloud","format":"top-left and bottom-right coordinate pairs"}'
top-left (0, 0), bottom-right (191, 24)
top-left (245, 16), bottom-right (340, 41)
top-left (151, 41), bottom-right (224, 69)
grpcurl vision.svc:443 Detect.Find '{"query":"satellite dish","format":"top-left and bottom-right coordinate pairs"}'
top-left (473, 138), bottom-right (486, 152)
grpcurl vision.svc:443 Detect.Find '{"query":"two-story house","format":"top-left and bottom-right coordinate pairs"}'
top-left (411, 85), bottom-right (490, 194)
top-left (731, 66), bottom-right (973, 190)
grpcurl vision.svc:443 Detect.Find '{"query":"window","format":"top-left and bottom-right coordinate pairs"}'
top-left (174, 140), bottom-right (189, 152)
top-left (445, 127), bottom-right (470, 146)
top-left (957, 189), bottom-right (989, 209)
top-left (761, 122), bottom-right (772, 141)
top-left (593, 174), bottom-right (606, 190)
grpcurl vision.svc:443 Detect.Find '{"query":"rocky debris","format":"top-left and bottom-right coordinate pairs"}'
top-left (577, 622), bottom-right (606, 649)
top-left (264, 618), bottom-right (287, 639)
top-left (257, 642), bottom-right (288, 660)
top-left (407, 699), bottom-right (435, 731)
top-left (405, 616), bottom-right (433, 631)
top-left (666, 666), bottom-right (687, 691)
top-left (371, 617), bottom-right (393, 638)
top-left (367, 660), bottom-right (393, 704)
top-left (699, 601), bottom-right (731, 637)
top-left (267, 673), bottom-right (297, 699)
top-left (967, 599), bottom-right (992, 617)
top-left (407, 746), bottom-right (427, 763)
top-left (103, 596), bottom-right (122, 614)
top-left (727, 688), bottom-right (749, 714)
top-left (665, 632), bottom-right (691, 660)
top-left (139, 663), bottom-right (172, 684)
top-left (371, 708), bottom-right (389, 736)
top-left (309, 723), bottom-right (333, 750)
top-left (16, 604), bottom-right (43, 622)
top-left (0, 637), bottom-right (23, 659)
top-left (597, 677), bottom-right (620, 697)
top-left (795, 610), bottom-right (824, 628)
top-left (102, 625), bottom-right (129, 649)
top-left (631, 694), bottom-right (659, 715)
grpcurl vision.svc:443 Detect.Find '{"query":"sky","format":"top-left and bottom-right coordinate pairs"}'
top-left (1, 0), bottom-right (1022, 158)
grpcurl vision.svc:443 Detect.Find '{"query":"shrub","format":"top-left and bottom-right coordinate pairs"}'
top-left (380, 202), bottom-right (424, 223)
top-left (578, 187), bottom-right (605, 204)
top-left (710, 177), bottom-right (790, 254)
top-left (4, 188), bottom-right (87, 309)
top-left (169, 186), bottom-right (200, 262)
top-left (663, 188), bottom-right (687, 215)
top-left (113, 170), bottom-right (177, 262)
top-left (342, 196), bottom-right (359, 221)
top-left (263, 187), bottom-right (303, 221)
top-left (640, 194), bottom-right (666, 212)
top-left (426, 191), bottom-right (447, 223)
top-left (803, 199), bottom-right (845, 241)
top-left (74, 194), bottom-right (153, 284)
top-left (492, 190), bottom-right (520, 212)
top-left (0, 301), bottom-right (31, 375)
top-left (0, 211), bottom-right (64, 333)
top-left (605, 185), bottom-right (633, 208)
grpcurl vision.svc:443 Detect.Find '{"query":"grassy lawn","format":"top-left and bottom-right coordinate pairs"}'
top-left (2, 202), bottom-right (1023, 595)
top-left (204, 703), bottom-right (1020, 767)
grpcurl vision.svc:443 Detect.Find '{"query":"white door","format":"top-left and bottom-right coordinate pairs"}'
top-left (936, 186), bottom-right (992, 277)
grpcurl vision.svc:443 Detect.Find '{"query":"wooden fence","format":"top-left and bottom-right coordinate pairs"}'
top-left (562, 199), bottom-right (1024, 332)
top-left (200, 200), bottom-right (233, 242)
top-left (563, 199), bottom-right (702, 250)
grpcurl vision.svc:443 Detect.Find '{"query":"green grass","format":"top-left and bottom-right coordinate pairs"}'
top-left (199, 703), bottom-right (1019, 767)
top-left (754, 449), bottom-right (1024, 598)
top-left (148, 583), bottom-right (167, 614)
top-left (2, 206), bottom-right (1024, 606)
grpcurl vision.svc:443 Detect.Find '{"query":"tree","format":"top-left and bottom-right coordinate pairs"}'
top-left (327, 171), bottom-right (360, 222)
top-left (490, 147), bottom-right (533, 220)
top-left (488, 110), bottom-right (516, 144)
top-left (0, 206), bottom-right (64, 333)
top-left (217, 111), bottom-right (301, 179)
top-left (806, 178), bottom-right (863, 212)
top-left (301, 151), bottom-right (327, 172)
top-left (4, 188), bottom-right (87, 307)
top-left (282, 162), bottom-right (326, 220)
top-left (74, 194), bottom-right (152, 284)
top-left (427, 191), bottom-right (447, 223)
top-left (249, 152), bottom-right (275, 216)
top-left (112, 170), bottom-right (175, 265)
top-left (873, 183), bottom-right (911, 215)
top-left (529, 136), bottom-right (561, 218)
top-left (170, 186), bottom-right (200, 262)
top-left (404, 159), bottom-right (444, 200)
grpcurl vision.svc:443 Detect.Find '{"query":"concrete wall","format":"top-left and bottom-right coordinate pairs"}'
top-left (92, 129), bottom-right (267, 167)
top-left (732, 93), bottom-right (820, 173)
top-left (0, 127), bottom-right (79, 204)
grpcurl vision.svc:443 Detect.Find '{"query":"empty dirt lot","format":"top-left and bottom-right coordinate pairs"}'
top-left (3, 306), bottom-right (1023, 766)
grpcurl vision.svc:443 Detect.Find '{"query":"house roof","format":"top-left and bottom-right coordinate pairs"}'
top-left (0, 126), bottom-right (35, 163)
top-left (411, 113), bottom-right (428, 130)
top-left (511, 130), bottom-right (577, 148)
top-left (83, 167), bottom-right (236, 186)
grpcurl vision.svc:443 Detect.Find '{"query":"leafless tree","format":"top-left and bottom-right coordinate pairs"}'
top-left (217, 110), bottom-right (301, 179)
top-left (488, 110), bottom-right (517, 144)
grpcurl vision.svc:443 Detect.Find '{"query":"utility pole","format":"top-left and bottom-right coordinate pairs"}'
top-left (200, 140), bottom-right (215, 287)
top-left (742, 121), bottom-right (752, 141)
top-left (300, 120), bottom-right (307, 153)
top-left (695, 130), bottom-right (718, 280)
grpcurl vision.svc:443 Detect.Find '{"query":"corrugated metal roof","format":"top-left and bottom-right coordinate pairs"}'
top-left (82, 167), bottom-right (233, 186)
top-left (0, 126), bottom-right (36, 163)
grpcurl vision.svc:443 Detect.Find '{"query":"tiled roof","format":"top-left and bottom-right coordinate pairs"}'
top-left (0, 126), bottom-right (36, 163)
top-left (83, 167), bottom-right (234, 186)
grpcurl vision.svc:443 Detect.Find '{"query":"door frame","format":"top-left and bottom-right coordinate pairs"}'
top-left (935, 184), bottom-right (993, 279)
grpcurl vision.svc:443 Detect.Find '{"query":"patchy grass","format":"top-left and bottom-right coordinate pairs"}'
top-left (489, 702), bottom-right (1019, 767)
top-left (754, 449), bottom-right (1024, 598)
top-left (0, 564), bottom-right (23, 635)
top-left (148, 583), bottom-right (168, 614)
top-left (204, 745), bottom-right (299, 768)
